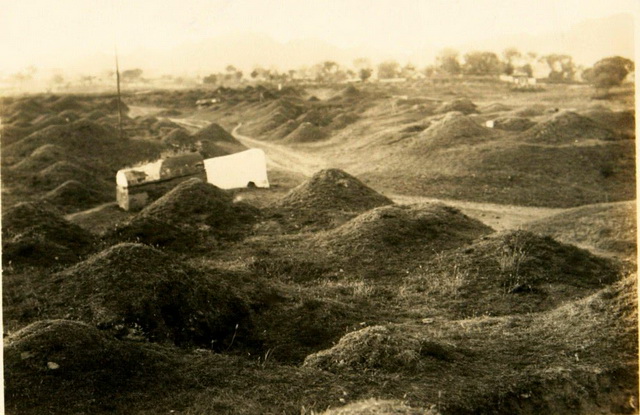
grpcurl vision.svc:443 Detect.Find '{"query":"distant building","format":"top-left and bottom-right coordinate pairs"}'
top-left (499, 70), bottom-right (537, 88)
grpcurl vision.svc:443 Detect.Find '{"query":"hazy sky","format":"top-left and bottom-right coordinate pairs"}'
top-left (1, 0), bottom-right (637, 73)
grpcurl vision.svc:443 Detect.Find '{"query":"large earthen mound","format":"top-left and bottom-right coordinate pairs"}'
top-left (276, 169), bottom-right (393, 213)
top-left (522, 111), bottom-right (619, 143)
top-left (140, 178), bottom-right (258, 236)
top-left (31, 114), bottom-right (68, 129)
top-left (50, 243), bottom-right (252, 347)
top-left (4, 319), bottom-right (175, 415)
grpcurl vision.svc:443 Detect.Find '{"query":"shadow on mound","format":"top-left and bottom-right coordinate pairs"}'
top-left (304, 325), bottom-right (462, 373)
top-left (402, 230), bottom-right (625, 317)
top-left (253, 296), bottom-right (361, 364)
top-left (41, 180), bottom-right (113, 213)
top-left (105, 215), bottom-right (208, 252)
top-left (313, 203), bottom-right (492, 276)
top-left (48, 243), bottom-right (253, 348)
top-left (4, 320), bottom-right (177, 415)
top-left (435, 98), bottom-right (478, 115)
top-left (283, 122), bottom-right (327, 143)
top-left (139, 178), bottom-right (259, 239)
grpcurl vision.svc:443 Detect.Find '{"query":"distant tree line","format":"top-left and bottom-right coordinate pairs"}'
top-left (194, 46), bottom-right (634, 91)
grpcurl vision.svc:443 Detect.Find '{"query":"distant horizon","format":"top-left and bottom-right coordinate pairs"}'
top-left (2, 0), bottom-right (636, 77)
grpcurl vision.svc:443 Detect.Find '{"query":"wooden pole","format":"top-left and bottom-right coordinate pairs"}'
top-left (115, 47), bottom-right (124, 140)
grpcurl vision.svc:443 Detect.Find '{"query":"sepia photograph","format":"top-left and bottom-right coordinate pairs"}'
top-left (1, 0), bottom-right (638, 413)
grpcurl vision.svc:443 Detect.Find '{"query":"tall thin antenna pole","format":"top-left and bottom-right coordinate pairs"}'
top-left (114, 46), bottom-right (124, 140)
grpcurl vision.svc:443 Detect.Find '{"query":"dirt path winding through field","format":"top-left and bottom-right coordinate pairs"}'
top-left (142, 107), bottom-right (564, 231)
top-left (231, 124), bottom-right (329, 176)
top-left (230, 123), bottom-right (563, 230)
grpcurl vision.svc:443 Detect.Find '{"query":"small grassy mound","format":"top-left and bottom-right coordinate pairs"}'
top-left (276, 168), bottom-right (393, 213)
top-left (32, 161), bottom-right (105, 191)
top-left (161, 128), bottom-right (193, 147)
top-left (330, 112), bottom-right (359, 129)
top-left (105, 215), bottom-right (206, 252)
top-left (4, 319), bottom-right (176, 415)
top-left (304, 325), bottom-right (459, 373)
top-left (268, 119), bottom-right (299, 140)
top-left (417, 112), bottom-right (493, 146)
top-left (139, 178), bottom-right (259, 238)
top-left (2, 202), bottom-right (95, 268)
top-left (480, 102), bottom-right (512, 113)
top-left (401, 230), bottom-right (624, 317)
top-left (84, 109), bottom-right (109, 120)
top-left (283, 122), bottom-right (328, 143)
top-left (49, 243), bottom-right (252, 347)
top-left (191, 122), bottom-right (247, 156)
top-left (1, 124), bottom-right (34, 146)
top-left (334, 85), bottom-right (362, 101)
top-left (49, 95), bottom-right (85, 112)
top-left (3, 234), bottom-right (79, 269)
top-left (10, 144), bottom-right (70, 172)
top-left (192, 122), bottom-right (237, 144)
top-left (522, 110), bottom-right (618, 143)
top-left (316, 204), bottom-right (492, 265)
top-left (40, 180), bottom-right (112, 213)
top-left (523, 200), bottom-right (637, 259)
top-left (492, 116), bottom-right (535, 131)
top-left (31, 114), bottom-right (68, 129)
top-left (513, 104), bottom-right (546, 117)
top-left (297, 109), bottom-right (334, 127)
top-left (4, 119), bottom-right (119, 159)
top-left (58, 109), bottom-right (81, 122)
top-left (157, 108), bottom-right (182, 117)
top-left (434, 98), bottom-right (478, 115)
